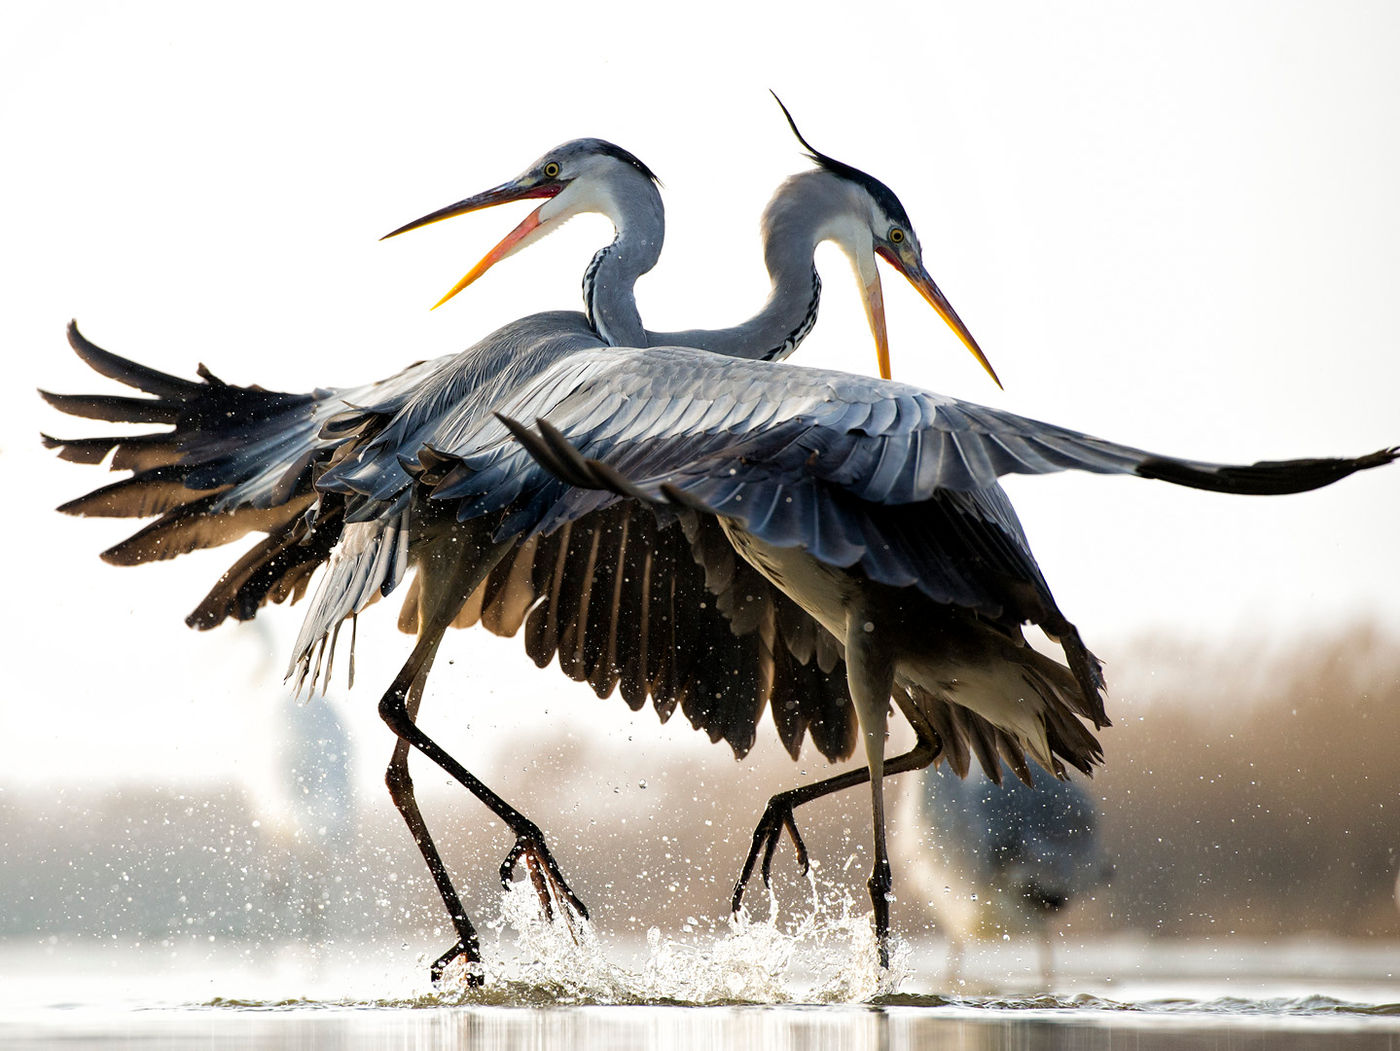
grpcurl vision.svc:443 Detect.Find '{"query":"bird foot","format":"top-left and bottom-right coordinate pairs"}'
top-left (501, 823), bottom-right (590, 926)
top-left (430, 937), bottom-right (484, 988)
top-left (730, 791), bottom-right (810, 913)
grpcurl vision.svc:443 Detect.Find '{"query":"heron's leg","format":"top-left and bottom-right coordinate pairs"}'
top-left (377, 630), bottom-right (589, 921)
top-left (843, 612), bottom-right (897, 968)
top-left (378, 559), bottom-right (585, 890)
top-left (730, 729), bottom-right (939, 914)
top-left (384, 640), bottom-right (479, 984)
top-left (378, 536), bottom-right (585, 983)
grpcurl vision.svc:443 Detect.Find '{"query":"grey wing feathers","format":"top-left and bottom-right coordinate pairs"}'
top-left (42, 324), bottom-right (321, 563)
top-left (41, 324), bottom-right (440, 660)
top-left (44, 326), bottom-right (862, 760)
top-left (288, 498), bottom-right (412, 692)
top-left (447, 350), bottom-right (1392, 635)
top-left (443, 349), bottom-right (1394, 514)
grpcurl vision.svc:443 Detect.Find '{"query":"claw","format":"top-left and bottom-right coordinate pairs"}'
top-left (500, 824), bottom-right (591, 925)
top-left (523, 851), bottom-right (554, 921)
top-left (731, 792), bottom-right (811, 913)
top-left (500, 839), bottom-right (528, 888)
top-left (430, 937), bottom-right (484, 987)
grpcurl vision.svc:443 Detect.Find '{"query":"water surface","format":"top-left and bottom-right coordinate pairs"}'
top-left (4, 902), bottom-right (1396, 1050)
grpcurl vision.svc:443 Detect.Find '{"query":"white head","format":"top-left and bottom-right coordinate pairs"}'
top-left (382, 138), bottom-right (663, 308)
top-left (771, 96), bottom-right (1000, 385)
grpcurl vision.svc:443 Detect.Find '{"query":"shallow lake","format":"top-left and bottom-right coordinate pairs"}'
top-left (3, 902), bottom-right (1397, 1051)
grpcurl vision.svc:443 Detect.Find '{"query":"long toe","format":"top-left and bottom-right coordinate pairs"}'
top-left (504, 832), bottom-right (590, 924)
top-left (431, 938), bottom-right (484, 987)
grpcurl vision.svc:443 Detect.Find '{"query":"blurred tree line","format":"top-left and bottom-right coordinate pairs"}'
top-left (2, 623), bottom-right (1396, 946)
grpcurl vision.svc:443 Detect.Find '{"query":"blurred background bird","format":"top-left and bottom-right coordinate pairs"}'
top-left (896, 761), bottom-right (1110, 985)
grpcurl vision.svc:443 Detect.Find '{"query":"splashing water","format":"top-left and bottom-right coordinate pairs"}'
top-left (434, 872), bottom-right (909, 1005)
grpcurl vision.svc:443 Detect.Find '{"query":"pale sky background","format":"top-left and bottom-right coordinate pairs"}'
top-left (1, 2), bottom-right (1397, 797)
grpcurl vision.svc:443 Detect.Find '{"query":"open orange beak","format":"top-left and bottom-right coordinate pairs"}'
top-left (859, 270), bottom-right (893, 381)
top-left (876, 247), bottom-right (1001, 388)
top-left (382, 180), bottom-right (563, 309)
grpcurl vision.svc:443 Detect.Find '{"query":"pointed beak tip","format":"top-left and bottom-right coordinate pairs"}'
top-left (895, 261), bottom-right (1003, 391)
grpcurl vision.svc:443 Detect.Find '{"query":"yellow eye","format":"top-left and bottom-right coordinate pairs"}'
top-left (889, 227), bottom-right (905, 244)
top-left (544, 162), bottom-right (561, 178)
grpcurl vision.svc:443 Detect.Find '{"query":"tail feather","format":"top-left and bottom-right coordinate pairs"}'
top-left (904, 635), bottom-right (1105, 787)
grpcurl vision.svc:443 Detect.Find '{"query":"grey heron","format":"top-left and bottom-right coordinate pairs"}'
top-left (895, 760), bottom-right (1108, 984)
top-left (41, 115), bottom-right (1001, 979)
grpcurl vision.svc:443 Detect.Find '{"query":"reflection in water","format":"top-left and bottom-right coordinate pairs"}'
top-left (5, 999), bottom-right (1398, 1051)
top-left (1, 924), bottom-right (1397, 1049)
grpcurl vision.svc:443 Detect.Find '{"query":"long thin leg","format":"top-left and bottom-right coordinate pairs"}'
top-left (844, 609), bottom-right (897, 968)
top-left (946, 937), bottom-right (966, 985)
top-left (378, 535), bottom-right (586, 983)
top-left (730, 730), bottom-right (940, 913)
top-left (1038, 924), bottom-right (1055, 987)
top-left (377, 629), bottom-right (587, 912)
top-left (384, 640), bottom-right (477, 983)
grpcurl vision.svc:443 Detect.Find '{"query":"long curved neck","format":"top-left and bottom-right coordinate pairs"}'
top-left (641, 171), bottom-right (847, 361)
top-left (582, 182), bottom-right (664, 349)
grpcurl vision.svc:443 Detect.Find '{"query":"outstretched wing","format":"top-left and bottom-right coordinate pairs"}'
top-left (418, 345), bottom-right (1390, 751)
top-left (419, 346), bottom-right (1393, 607)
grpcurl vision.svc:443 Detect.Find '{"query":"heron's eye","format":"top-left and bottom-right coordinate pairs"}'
top-left (544, 162), bottom-right (561, 178)
top-left (889, 227), bottom-right (905, 244)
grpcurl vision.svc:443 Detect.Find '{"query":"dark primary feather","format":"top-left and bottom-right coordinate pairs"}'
top-left (41, 322), bottom-right (439, 566)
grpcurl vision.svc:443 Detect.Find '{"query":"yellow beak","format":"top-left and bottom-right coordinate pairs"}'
top-left (878, 247), bottom-right (1001, 389)
top-left (381, 180), bottom-right (562, 309)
